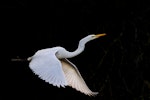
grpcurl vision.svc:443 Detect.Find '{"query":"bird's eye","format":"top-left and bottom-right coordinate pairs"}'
top-left (91, 35), bottom-right (96, 38)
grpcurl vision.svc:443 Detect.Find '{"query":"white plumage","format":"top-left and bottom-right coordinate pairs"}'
top-left (28, 33), bottom-right (106, 96)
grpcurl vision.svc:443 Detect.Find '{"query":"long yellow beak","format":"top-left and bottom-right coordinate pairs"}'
top-left (95, 33), bottom-right (106, 38)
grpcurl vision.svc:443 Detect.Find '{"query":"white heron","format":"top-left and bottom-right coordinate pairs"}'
top-left (28, 33), bottom-right (106, 96)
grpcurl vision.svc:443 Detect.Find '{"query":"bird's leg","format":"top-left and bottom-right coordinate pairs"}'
top-left (11, 56), bottom-right (28, 62)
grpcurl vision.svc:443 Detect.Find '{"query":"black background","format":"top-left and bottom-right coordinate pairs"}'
top-left (1, 0), bottom-right (150, 100)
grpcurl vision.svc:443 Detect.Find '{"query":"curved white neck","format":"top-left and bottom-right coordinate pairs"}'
top-left (66, 45), bottom-right (85, 58)
top-left (64, 36), bottom-right (91, 58)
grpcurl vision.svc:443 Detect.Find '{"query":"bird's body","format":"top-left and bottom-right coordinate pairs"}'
top-left (28, 33), bottom-right (106, 96)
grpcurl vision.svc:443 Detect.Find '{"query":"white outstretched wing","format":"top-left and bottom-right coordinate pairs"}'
top-left (61, 59), bottom-right (98, 96)
top-left (29, 49), bottom-right (67, 87)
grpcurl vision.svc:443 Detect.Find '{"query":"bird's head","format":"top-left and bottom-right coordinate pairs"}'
top-left (79, 33), bottom-right (106, 47)
top-left (89, 33), bottom-right (106, 40)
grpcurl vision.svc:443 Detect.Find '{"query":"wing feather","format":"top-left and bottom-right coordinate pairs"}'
top-left (29, 49), bottom-right (67, 87)
top-left (61, 59), bottom-right (98, 96)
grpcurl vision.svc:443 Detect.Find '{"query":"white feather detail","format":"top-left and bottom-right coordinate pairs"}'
top-left (61, 59), bottom-right (98, 96)
top-left (29, 48), bottom-right (68, 87)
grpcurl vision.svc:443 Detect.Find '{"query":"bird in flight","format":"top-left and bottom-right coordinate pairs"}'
top-left (28, 33), bottom-right (106, 96)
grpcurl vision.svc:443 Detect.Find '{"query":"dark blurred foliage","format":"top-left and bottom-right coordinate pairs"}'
top-left (1, 0), bottom-right (150, 100)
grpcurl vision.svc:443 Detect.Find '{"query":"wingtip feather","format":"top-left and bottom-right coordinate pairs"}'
top-left (87, 92), bottom-right (99, 96)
